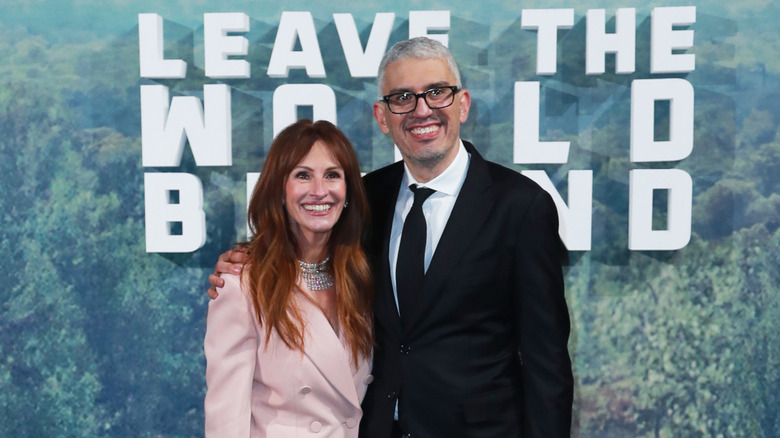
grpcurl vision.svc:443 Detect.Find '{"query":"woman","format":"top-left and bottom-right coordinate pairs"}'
top-left (204, 119), bottom-right (373, 437)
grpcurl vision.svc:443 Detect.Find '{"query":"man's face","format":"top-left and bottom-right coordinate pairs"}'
top-left (373, 57), bottom-right (471, 179)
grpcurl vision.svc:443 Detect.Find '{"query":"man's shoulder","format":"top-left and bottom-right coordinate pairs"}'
top-left (477, 155), bottom-right (547, 197)
top-left (464, 140), bottom-right (541, 192)
top-left (363, 160), bottom-right (404, 189)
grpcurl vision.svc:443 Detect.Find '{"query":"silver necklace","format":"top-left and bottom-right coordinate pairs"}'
top-left (298, 256), bottom-right (334, 290)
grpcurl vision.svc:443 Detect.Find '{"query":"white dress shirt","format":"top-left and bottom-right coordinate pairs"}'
top-left (389, 140), bottom-right (471, 313)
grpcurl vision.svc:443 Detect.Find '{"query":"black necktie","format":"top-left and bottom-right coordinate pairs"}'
top-left (396, 184), bottom-right (436, 320)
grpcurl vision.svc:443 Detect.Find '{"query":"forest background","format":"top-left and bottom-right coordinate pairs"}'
top-left (1, 0), bottom-right (779, 436)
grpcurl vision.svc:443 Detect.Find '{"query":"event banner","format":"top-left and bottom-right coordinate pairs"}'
top-left (1, 0), bottom-right (778, 436)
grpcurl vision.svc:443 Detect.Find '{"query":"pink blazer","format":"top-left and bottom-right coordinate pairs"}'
top-left (204, 273), bottom-right (373, 437)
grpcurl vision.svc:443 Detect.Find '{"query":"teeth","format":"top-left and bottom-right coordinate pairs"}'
top-left (410, 126), bottom-right (439, 135)
top-left (304, 204), bottom-right (331, 212)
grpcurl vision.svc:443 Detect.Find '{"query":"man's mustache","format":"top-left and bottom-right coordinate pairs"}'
top-left (402, 115), bottom-right (445, 130)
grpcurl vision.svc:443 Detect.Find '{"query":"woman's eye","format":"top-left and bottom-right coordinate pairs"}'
top-left (295, 172), bottom-right (310, 179)
top-left (326, 171), bottom-right (343, 179)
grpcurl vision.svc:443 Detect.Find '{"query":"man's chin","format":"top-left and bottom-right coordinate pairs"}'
top-left (408, 151), bottom-right (447, 169)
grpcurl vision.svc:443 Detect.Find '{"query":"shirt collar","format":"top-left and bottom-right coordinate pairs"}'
top-left (402, 139), bottom-right (469, 196)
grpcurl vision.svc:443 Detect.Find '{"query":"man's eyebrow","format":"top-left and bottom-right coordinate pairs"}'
top-left (386, 82), bottom-right (453, 95)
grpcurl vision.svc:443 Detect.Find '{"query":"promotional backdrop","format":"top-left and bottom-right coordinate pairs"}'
top-left (1, 0), bottom-right (779, 436)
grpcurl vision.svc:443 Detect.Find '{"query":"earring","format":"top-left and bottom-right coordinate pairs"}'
top-left (344, 199), bottom-right (349, 209)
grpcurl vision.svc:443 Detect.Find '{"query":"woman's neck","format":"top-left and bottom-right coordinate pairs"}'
top-left (297, 244), bottom-right (328, 264)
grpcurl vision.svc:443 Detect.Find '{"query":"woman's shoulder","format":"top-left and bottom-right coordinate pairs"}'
top-left (214, 270), bottom-right (253, 304)
top-left (209, 270), bottom-right (262, 329)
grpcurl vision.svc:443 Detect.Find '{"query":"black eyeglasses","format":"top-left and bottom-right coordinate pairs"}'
top-left (381, 86), bottom-right (460, 114)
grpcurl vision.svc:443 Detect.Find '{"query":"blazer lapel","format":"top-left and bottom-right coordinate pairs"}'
top-left (404, 142), bottom-right (495, 331)
top-left (296, 295), bottom-right (362, 410)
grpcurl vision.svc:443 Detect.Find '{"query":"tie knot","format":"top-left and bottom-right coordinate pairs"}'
top-left (410, 184), bottom-right (436, 204)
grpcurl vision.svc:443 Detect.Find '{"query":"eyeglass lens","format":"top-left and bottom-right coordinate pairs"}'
top-left (386, 87), bottom-right (456, 114)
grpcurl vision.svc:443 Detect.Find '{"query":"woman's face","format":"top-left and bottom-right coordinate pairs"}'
top-left (284, 140), bottom-right (347, 249)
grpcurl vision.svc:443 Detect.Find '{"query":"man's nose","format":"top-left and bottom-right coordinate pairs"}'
top-left (411, 94), bottom-right (434, 117)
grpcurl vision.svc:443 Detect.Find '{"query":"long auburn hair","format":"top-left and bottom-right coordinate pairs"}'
top-left (244, 119), bottom-right (373, 366)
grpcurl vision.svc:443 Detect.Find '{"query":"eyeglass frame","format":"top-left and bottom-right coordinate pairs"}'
top-left (380, 85), bottom-right (461, 114)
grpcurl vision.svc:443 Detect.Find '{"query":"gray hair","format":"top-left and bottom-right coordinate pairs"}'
top-left (376, 37), bottom-right (462, 99)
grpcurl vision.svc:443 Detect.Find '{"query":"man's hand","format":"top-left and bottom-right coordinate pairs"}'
top-left (207, 248), bottom-right (249, 299)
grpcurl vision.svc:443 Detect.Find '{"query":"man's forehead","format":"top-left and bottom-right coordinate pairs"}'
top-left (383, 57), bottom-right (455, 90)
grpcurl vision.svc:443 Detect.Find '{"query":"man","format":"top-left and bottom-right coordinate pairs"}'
top-left (208, 37), bottom-right (573, 438)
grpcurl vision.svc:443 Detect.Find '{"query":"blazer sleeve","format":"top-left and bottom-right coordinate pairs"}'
top-left (204, 273), bottom-right (258, 437)
top-left (514, 189), bottom-right (574, 438)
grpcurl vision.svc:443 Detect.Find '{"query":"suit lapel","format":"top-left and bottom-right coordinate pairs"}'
top-left (296, 294), bottom-right (362, 410)
top-left (404, 142), bottom-right (495, 331)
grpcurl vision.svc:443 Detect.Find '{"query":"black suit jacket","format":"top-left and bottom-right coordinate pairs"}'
top-left (359, 141), bottom-right (573, 438)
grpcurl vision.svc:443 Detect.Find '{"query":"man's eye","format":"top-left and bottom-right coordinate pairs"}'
top-left (428, 88), bottom-right (443, 96)
top-left (396, 93), bottom-right (414, 102)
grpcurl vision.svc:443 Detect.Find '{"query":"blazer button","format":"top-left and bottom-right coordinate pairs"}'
top-left (363, 375), bottom-right (374, 384)
top-left (387, 391), bottom-right (397, 399)
top-left (299, 386), bottom-right (312, 394)
top-left (310, 421), bottom-right (322, 432)
top-left (346, 417), bottom-right (358, 428)
top-left (399, 344), bottom-right (411, 355)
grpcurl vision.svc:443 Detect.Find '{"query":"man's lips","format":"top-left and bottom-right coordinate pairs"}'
top-left (409, 125), bottom-right (440, 135)
top-left (404, 115), bottom-right (444, 137)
